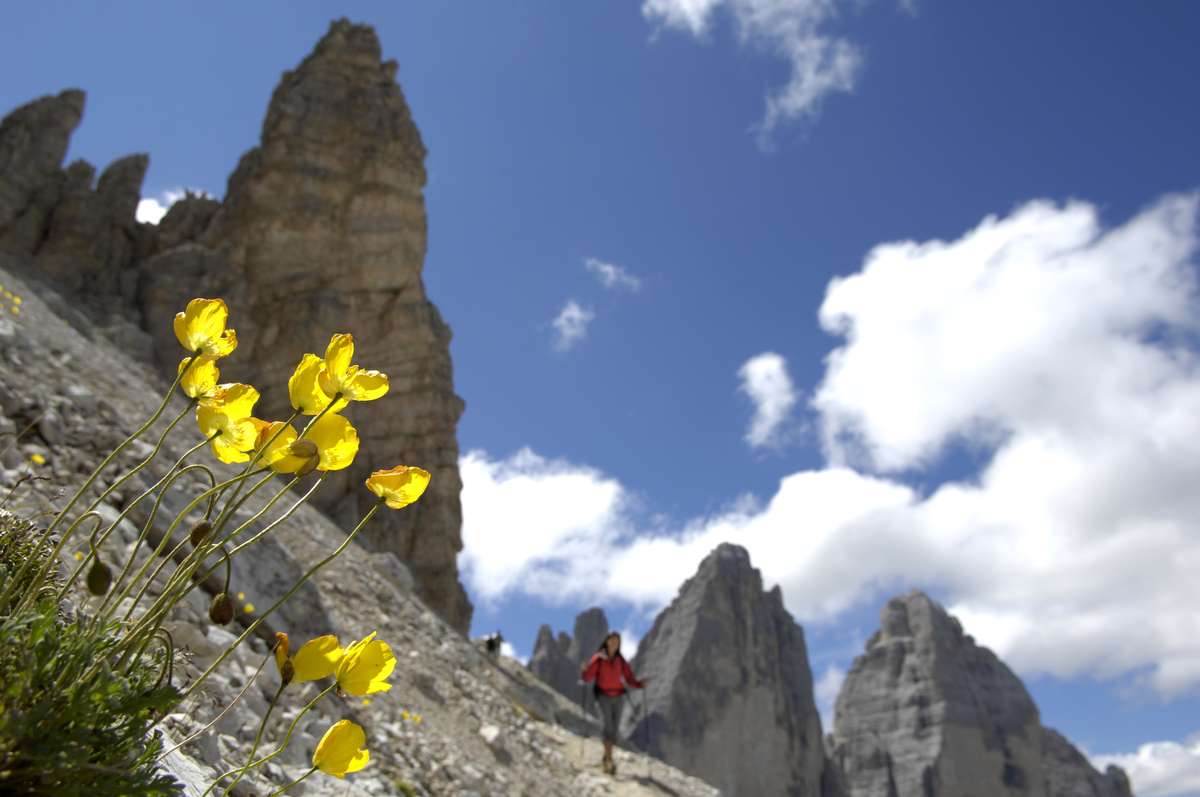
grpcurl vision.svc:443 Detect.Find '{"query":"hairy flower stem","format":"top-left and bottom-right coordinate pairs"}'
top-left (148, 475), bottom-right (316, 629)
top-left (266, 767), bottom-right (316, 797)
top-left (208, 409), bottom-right (301, 526)
top-left (157, 650), bottom-right (271, 760)
top-left (1, 405), bottom-right (196, 614)
top-left (106, 469), bottom-right (260, 625)
top-left (40, 358), bottom-right (195, 539)
top-left (84, 440), bottom-right (213, 614)
top-left (184, 503), bottom-right (381, 699)
top-left (205, 684), bottom-right (335, 788)
top-left (215, 681), bottom-right (287, 797)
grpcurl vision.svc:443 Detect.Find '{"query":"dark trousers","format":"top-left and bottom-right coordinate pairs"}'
top-left (595, 692), bottom-right (623, 744)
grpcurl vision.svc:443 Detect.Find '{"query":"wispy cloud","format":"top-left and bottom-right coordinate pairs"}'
top-left (135, 187), bottom-right (212, 225)
top-left (738, 352), bottom-right (799, 449)
top-left (585, 257), bottom-right (642, 292)
top-left (551, 300), bottom-right (595, 351)
top-left (642, 0), bottom-right (865, 146)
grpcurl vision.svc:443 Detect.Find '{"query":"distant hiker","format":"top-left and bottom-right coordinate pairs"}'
top-left (580, 631), bottom-right (647, 776)
top-left (484, 631), bottom-right (503, 658)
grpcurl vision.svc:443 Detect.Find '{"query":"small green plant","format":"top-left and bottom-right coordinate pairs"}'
top-left (0, 512), bottom-right (180, 796)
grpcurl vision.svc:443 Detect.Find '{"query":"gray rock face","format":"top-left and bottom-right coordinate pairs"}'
top-left (1041, 728), bottom-right (1133, 797)
top-left (628, 543), bottom-right (829, 796)
top-left (0, 18), bottom-right (472, 633)
top-left (829, 591), bottom-right (1134, 797)
top-left (528, 607), bottom-right (611, 700)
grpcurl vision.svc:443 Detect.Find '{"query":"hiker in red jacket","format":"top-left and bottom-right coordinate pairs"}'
top-left (580, 631), bottom-right (647, 776)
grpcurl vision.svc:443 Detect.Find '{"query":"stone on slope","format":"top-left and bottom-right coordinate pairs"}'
top-left (828, 590), bottom-right (1134, 797)
top-left (628, 543), bottom-right (830, 796)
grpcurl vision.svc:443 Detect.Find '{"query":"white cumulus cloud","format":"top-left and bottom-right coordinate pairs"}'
top-left (642, 0), bottom-right (865, 144)
top-left (135, 187), bottom-right (212, 225)
top-left (1092, 734), bottom-right (1200, 797)
top-left (463, 191), bottom-right (1200, 702)
top-left (738, 352), bottom-right (799, 448)
top-left (586, 257), bottom-right (642, 291)
top-left (499, 641), bottom-right (528, 665)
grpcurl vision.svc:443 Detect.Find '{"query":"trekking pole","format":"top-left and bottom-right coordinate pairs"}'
top-left (640, 689), bottom-right (651, 781)
top-left (578, 682), bottom-right (587, 763)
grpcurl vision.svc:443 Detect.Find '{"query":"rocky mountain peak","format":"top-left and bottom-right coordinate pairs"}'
top-left (829, 590), bottom-right (1133, 797)
top-left (528, 606), bottom-right (611, 700)
top-left (628, 543), bottom-right (830, 796)
top-left (0, 19), bottom-right (472, 633)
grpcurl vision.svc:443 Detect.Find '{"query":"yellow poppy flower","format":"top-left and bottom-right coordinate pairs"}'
top-left (173, 298), bottom-right (237, 358)
top-left (195, 384), bottom-right (260, 463)
top-left (313, 720), bottom-right (369, 778)
top-left (306, 413), bottom-right (359, 472)
top-left (178, 356), bottom-right (223, 403)
top-left (334, 631), bottom-right (396, 695)
top-left (317, 334), bottom-right (389, 403)
top-left (365, 466), bottom-right (432, 510)
top-left (287, 353), bottom-right (347, 416)
top-left (291, 634), bottom-right (345, 683)
top-left (249, 419), bottom-right (310, 474)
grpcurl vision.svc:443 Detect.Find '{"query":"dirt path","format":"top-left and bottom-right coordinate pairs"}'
top-left (538, 723), bottom-right (702, 797)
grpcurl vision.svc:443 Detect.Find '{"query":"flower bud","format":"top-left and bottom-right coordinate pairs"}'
top-left (280, 659), bottom-right (295, 687)
top-left (290, 439), bottom-right (320, 477)
top-left (209, 592), bottom-right (234, 625)
top-left (86, 558), bottom-right (112, 596)
top-left (289, 439), bottom-right (318, 460)
top-left (274, 632), bottom-right (290, 671)
top-left (189, 521), bottom-right (213, 547)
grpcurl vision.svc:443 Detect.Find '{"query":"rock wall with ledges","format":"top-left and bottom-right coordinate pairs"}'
top-left (0, 18), bottom-right (471, 632)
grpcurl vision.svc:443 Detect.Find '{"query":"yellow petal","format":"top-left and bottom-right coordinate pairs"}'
top-left (324, 333), bottom-right (355, 382)
top-left (343, 367), bottom-right (389, 402)
top-left (210, 434), bottom-right (250, 464)
top-left (365, 466), bottom-right (432, 510)
top-left (179, 356), bottom-right (220, 400)
top-left (209, 327), bottom-right (238, 358)
top-left (288, 353), bottom-right (345, 416)
top-left (195, 405), bottom-right (223, 440)
top-left (254, 421), bottom-right (306, 473)
top-left (292, 634), bottom-right (344, 683)
top-left (306, 414), bottom-right (359, 472)
top-left (335, 632), bottom-right (395, 696)
top-left (209, 383), bottom-right (259, 421)
top-left (173, 298), bottom-right (237, 358)
top-left (313, 720), bottom-right (368, 778)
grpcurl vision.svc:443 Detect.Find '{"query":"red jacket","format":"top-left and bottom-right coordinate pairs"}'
top-left (581, 652), bottom-right (644, 696)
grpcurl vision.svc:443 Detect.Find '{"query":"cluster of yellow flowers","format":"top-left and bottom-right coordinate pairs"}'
top-left (166, 299), bottom-right (432, 789)
top-left (173, 298), bottom-right (431, 507)
top-left (0, 283), bottom-right (21, 316)
top-left (269, 630), bottom-right (396, 777)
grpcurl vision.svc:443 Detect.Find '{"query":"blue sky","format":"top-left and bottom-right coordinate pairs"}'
top-left (4, 2), bottom-right (1200, 793)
